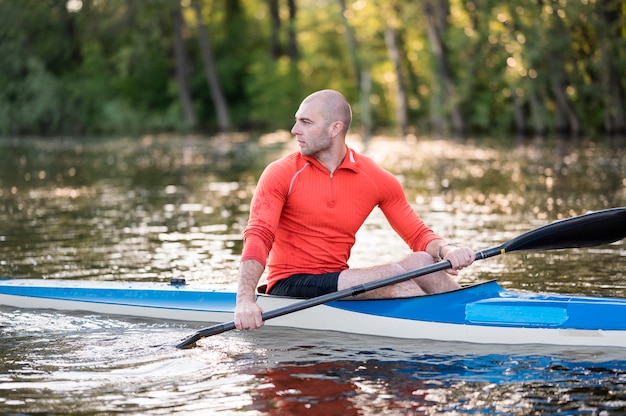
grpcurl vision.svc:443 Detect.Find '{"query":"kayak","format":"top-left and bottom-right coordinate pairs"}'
top-left (2, 277), bottom-right (626, 347)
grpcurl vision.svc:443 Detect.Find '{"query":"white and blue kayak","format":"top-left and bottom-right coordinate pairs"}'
top-left (2, 277), bottom-right (626, 348)
top-left (2, 207), bottom-right (625, 348)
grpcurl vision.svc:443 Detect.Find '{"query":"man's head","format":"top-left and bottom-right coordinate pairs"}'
top-left (300, 89), bottom-right (352, 135)
top-left (291, 90), bottom-right (352, 157)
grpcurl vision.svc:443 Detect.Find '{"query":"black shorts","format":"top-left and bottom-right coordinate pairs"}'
top-left (268, 272), bottom-right (341, 298)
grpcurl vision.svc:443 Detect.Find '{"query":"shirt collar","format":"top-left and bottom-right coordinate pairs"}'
top-left (301, 145), bottom-right (359, 174)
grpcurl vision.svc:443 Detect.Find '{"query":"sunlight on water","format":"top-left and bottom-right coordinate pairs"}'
top-left (2, 311), bottom-right (626, 414)
top-left (1, 135), bottom-right (624, 293)
top-left (0, 309), bottom-right (263, 414)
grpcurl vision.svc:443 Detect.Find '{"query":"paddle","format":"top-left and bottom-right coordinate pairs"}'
top-left (176, 207), bottom-right (626, 349)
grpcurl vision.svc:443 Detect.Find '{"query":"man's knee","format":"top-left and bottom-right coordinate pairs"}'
top-left (399, 251), bottom-right (435, 271)
top-left (386, 262), bottom-right (405, 276)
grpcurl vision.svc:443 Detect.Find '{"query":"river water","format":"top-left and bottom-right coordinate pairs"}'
top-left (0, 133), bottom-right (625, 414)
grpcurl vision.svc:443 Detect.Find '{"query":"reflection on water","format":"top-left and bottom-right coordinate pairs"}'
top-left (3, 310), bottom-right (626, 415)
top-left (247, 355), bottom-right (626, 414)
top-left (0, 134), bottom-right (625, 414)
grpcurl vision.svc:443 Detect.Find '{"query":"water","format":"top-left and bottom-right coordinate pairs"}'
top-left (0, 133), bottom-right (625, 414)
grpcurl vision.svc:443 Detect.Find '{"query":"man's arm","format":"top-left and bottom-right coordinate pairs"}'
top-left (374, 169), bottom-right (475, 272)
top-left (234, 259), bottom-right (266, 330)
top-left (234, 160), bottom-right (288, 330)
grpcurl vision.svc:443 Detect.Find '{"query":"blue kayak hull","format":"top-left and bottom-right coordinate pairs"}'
top-left (2, 278), bottom-right (626, 347)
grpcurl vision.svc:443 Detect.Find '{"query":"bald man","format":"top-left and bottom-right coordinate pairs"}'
top-left (234, 89), bottom-right (475, 331)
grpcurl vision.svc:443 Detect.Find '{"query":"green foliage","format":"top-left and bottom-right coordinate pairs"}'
top-left (244, 56), bottom-right (302, 131)
top-left (0, 0), bottom-right (623, 137)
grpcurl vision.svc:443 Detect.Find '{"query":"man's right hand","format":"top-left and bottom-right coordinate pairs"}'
top-left (234, 299), bottom-right (264, 330)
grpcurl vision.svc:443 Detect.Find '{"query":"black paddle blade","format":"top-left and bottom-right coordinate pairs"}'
top-left (502, 207), bottom-right (626, 253)
top-left (176, 321), bottom-right (236, 349)
top-left (177, 334), bottom-right (201, 349)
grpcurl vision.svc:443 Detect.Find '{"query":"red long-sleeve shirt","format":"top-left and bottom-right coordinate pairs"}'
top-left (242, 146), bottom-right (440, 292)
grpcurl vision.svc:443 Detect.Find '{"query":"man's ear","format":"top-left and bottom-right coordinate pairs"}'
top-left (329, 121), bottom-right (343, 138)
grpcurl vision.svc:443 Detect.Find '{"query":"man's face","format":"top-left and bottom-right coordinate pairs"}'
top-left (291, 99), bottom-right (332, 157)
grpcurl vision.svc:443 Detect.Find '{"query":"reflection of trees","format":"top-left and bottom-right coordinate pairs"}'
top-left (244, 354), bottom-right (626, 414)
top-left (247, 360), bottom-right (434, 414)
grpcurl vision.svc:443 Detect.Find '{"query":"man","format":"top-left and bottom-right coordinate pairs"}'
top-left (234, 89), bottom-right (475, 331)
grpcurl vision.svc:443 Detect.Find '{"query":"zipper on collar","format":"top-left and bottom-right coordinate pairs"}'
top-left (328, 171), bottom-right (335, 207)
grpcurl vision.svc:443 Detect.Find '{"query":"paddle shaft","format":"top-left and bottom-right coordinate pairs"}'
top-left (176, 207), bottom-right (625, 349)
top-left (178, 259), bottom-right (458, 347)
top-left (176, 247), bottom-right (526, 348)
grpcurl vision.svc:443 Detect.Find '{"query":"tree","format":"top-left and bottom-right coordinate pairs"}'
top-left (0, 0), bottom-right (624, 137)
top-left (266, 0), bottom-right (299, 60)
top-left (540, 0), bottom-right (581, 136)
top-left (191, 0), bottom-right (231, 132)
top-left (173, 3), bottom-right (196, 129)
top-left (597, 0), bottom-right (625, 134)
top-left (423, 0), bottom-right (465, 136)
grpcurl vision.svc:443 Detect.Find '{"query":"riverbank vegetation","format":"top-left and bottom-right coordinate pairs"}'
top-left (0, 0), bottom-right (624, 138)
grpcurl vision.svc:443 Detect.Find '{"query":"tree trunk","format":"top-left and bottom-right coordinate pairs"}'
top-left (528, 90), bottom-right (548, 136)
top-left (540, 0), bottom-right (581, 137)
top-left (603, 55), bottom-right (625, 135)
top-left (599, 0), bottom-right (625, 135)
top-left (268, 0), bottom-right (281, 58)
top-left (286, 0), bottom-right (299, 60)
top-left (385, 25), bottom-right (408, 137)
top-left (192, 0), bottom-right (232, 132)
top-left (337, 0), bottom-right (362, 88)
top-left (511, 91), bottom-right (528, 136)
top-left (337, 0), bottom-right (371, 138)
top-left (172, 4), bottom-right (196, 130)
top-left (423, 0), bottom-right (464, 136)
top-left (547, 50), bottom-right (581, 136)
top-left (498, 3), bottom-right (530, 136)
top-left (360, 70), bottom-right (372, 143)
top-left (266, 0), bottom-right (299, 60)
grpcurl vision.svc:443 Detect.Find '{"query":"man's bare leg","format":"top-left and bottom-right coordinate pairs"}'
top-left (338, 252), bottom-right (460, 299)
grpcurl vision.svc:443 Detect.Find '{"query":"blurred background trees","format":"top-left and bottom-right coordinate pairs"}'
top-left (0, 0), bottom-right (624, 138)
